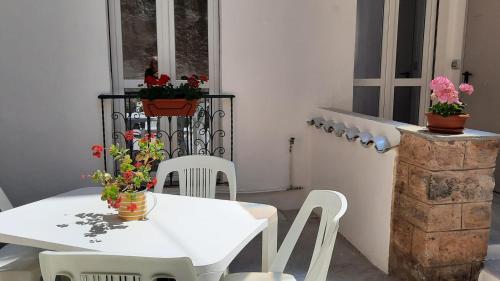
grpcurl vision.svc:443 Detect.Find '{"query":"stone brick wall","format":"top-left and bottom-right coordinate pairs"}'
top-left (390, 129), bottom-right (500, 281)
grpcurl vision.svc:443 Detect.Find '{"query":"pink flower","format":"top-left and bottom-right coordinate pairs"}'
top-left (430, 76), bottom-right (454, 93)
top-left (446, 91), bottom-right (461, 105)
top-left (430, 76), bottom-right (463, 105)
top-left (459, 83), bottom-right (474, 95)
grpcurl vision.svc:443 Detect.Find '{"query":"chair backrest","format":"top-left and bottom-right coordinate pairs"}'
top-left (39, 251), bottom-right (199, 281)
top-left (0, 187), bottom-right (13, 211)
top-left (270, 190), bottom-right (347, 281)
top-left (154, 155), bottom-right (237, 201)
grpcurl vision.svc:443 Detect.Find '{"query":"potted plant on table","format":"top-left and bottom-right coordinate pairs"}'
top-left (139, 74), bottom-right (208, 117)
top-left (426, 76), bottom-right (475, 134)
top-left (89, 133), bottom-right (165, 221)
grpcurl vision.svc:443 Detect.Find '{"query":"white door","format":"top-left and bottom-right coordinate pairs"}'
top-left (353, 0), bottom-right (437, 125)
top-left (461, 0), bottom-right (500, 190)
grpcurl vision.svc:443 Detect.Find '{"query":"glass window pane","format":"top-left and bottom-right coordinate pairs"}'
top-left (393, 86), bottom-right (421, 124)
top-left (120, 0), bottom-right (158, 80)
top-left (353, 86), bottom-right (380, 117)
top-left (395, 0), bottom-right (426, 78)
top-left (175, 0), bottom-right (209, 79)
top-left (354, 0), bottom-right (385, 79)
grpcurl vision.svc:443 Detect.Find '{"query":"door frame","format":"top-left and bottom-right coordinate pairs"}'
top-left (354, 0), bottom-right (438, 125)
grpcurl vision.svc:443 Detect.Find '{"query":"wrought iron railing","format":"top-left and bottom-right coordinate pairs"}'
top-left (98, 93), bottom-right (235, 178)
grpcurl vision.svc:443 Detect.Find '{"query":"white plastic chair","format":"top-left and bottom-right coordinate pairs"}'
top-left (0, 187), bottom-right (41, 281)
top-left (222, 190), bottom-right (347, 281)
top-left (39, 251), bottom-right (199, 281)
top-left (154, 155), bottom-right (237, 200)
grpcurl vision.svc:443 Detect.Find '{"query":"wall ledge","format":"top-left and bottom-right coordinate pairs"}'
top-left (397, 124), bottom-right (500, 141)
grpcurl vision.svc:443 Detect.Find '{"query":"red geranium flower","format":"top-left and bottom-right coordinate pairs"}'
top-left (108, 197), bottom-right (122, 209)
top-left (91, 144), bottom-right (104, 158)
top-left (127, 203), bottom-right (138, 212)
top-left (144, 75), bottom-right (156, 87)
top-left (124, 130), bottom-right (134, 141)
top-left (122, 171), bottom-right (134, 182)
top-left (159, 74), bottom-right (170, 84)
top-left (199, 75), bottom-right (208, 82)
top-left (187, 76), bottom-right (200, 88)
top-left (134, 162), bottom-right (143, 168)
top-left (144, 74), bottom-right (170, 87)
top-left (146, 177), bottom-right (158, 190)
top-left (140, 133), bottom-right (152, 144)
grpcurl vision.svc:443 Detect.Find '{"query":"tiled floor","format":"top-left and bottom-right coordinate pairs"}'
top-left (230, 193), bottom-right (500, 281)
top-left (229, 210), bottom-right (397, 281)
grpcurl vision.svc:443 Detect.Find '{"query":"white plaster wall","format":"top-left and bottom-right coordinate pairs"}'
top-left (0, 0), bottom-right (111, 206)
top-left (0, 0), bottom-right (357, 204)
top-left (307, 108), bottom-right (402, 273)
top-left (461, 0), bottom-right (500, 191)
top-left (220, 0), bottom-right (357, 192)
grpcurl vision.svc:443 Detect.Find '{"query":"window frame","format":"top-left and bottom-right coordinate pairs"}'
top-left (107, 0), bottom-right (220, 94)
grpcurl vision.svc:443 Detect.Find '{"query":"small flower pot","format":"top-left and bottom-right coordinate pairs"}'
top-left (118, 192), bottom-right (147, 221)
top-left (426, 112), bottom-right (470, 134)
top-left (141, 99), bottom-right (199, 117)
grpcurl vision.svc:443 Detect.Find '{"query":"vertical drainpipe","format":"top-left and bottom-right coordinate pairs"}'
top-left (289, 137), bottom-right (295, 190)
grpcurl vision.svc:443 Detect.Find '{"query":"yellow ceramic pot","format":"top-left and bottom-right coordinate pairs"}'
top-left (118, 192), bottom-right (147, 221)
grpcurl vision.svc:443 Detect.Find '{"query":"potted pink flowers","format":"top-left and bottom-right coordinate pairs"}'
top-left (426, 76), bottom-right (474, 134)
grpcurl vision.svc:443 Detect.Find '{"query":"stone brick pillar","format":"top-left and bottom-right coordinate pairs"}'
top-left (390, 127), bottom-right (500, 281)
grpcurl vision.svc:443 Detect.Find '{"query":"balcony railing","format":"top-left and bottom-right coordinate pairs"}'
top-left (98, 93), bottom-right (235, 178)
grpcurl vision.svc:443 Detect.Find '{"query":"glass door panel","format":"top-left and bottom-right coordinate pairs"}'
top-left (174, 0), bottom-right (209, 79)
top-left (353, 87), bottom-right (381, 117)
top-left (354, 0), bottom-right (385, 79)
top-left (395, 0), bottom-right (427, 78)
top-left (120, 0), bottom-right (158, 81)
top-left (393, 86), bottom-right (421, 124)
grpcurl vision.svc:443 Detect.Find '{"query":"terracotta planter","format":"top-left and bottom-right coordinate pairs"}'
top-left (118, 192), bottom-right (147, 221)
top-left (426, 112), bottom-right (470, 134)
top-left (141, 99), bottom-right (199, 117)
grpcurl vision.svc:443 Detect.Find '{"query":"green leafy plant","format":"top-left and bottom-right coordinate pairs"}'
top-left (428, 102), bottom-right (465, 117)
top-left (89, 133), bottom-right (165, 209)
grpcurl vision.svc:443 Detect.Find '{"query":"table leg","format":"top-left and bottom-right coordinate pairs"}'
top-left (261, 212), bottom-right (278, 272)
